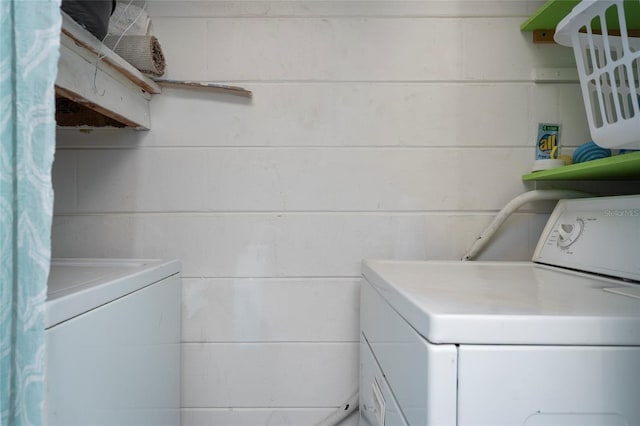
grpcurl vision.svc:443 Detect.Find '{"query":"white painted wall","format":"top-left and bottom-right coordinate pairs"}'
top-left (52, 1), bottom-right (597, 425)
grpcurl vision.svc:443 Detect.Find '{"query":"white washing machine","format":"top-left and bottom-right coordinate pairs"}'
top-left (45, 258), bottom-right (181, 426)
top-left (360, 195), bottom-right (640, 426)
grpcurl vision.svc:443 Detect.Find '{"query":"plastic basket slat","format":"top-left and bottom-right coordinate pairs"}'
top-left (556, 0), bottom-right (640, 149)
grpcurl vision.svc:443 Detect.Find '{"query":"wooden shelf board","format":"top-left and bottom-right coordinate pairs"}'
top-left (56, 91), bottom-right (129, 128)
top-left (155, 80), bottom-right (253, 98)
top-left (522, 151), bottom-right (640, 181)
top-left (60, 12), bottom-right (160, 95)
top-left (55, 12), bottom-right (159, 129)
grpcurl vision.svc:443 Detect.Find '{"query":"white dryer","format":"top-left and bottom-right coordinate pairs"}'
top-left (45, 258), bottom-right (181, 426)
top-left (360, 195), bottom-right (640, 426)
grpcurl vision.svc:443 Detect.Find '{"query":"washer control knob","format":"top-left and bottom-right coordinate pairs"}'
top-left (557, 219), bottom-right (584, 249)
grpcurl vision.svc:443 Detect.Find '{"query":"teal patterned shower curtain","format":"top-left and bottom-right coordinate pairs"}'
top-left (0, 0), bottom-right (61, 425)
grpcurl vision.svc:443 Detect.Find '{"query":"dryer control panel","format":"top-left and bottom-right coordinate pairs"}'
top-left (533, 195), bottom-right (640, 282)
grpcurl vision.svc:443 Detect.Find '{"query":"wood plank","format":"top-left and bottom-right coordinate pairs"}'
top-left (532, 29), bottom-right (556, 44)
top-left (61, 12), bottom-right (161, 95)
top-left (155, 80), bottom-right (253, 98)
top-left (55, 94), bottom-right (128, 128)
top-left (60, 30), bottom-right (152, 101)
top-left (56, 43), bottom-right (151, 129)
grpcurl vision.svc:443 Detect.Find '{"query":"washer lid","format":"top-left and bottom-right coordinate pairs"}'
top-left (46, 258), bottom-right (181, 329)
top-left (362, 259), bottom-right (640, 346)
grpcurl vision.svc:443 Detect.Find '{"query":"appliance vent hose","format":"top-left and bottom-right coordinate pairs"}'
top-left (462, 189), bottom-right (591, 261)
top-left (316, 391), bottom-right (359, 426)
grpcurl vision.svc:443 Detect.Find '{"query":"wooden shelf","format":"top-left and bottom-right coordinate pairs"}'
top-left (523, 151), bottom-right (640, 181)
top-left (55, 12), bottom-right (161, 129)
top-left (520, 1), bottom-right (580, 32)
top-left (521, 0), bottom-right (580, 43)
top-left (521, 0), bottom-right (640, 44)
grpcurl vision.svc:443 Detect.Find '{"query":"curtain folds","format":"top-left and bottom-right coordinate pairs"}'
top-left (0, 0), bottom-right (61, 425)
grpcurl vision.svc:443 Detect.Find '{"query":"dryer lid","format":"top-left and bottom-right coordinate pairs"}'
top-left (362, 259), bottom-right (640, 346)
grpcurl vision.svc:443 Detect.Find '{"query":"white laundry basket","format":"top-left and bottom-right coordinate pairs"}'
top-left (555, 0), bottom-right (640, 149)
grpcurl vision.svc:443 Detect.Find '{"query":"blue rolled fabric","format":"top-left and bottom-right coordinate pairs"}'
top-left (572, 141), bottom-right (612, 164)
